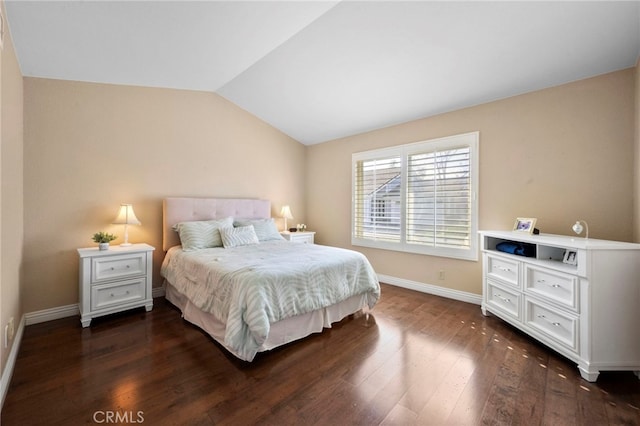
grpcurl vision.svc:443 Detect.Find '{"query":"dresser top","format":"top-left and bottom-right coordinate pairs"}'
top-left (479, 230), bottom-right (640, 251)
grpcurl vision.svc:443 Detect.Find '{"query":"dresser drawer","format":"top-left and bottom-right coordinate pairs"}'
top-left (525, 265), bottom-right (578, 311)
top-left (486, 280), bottom-right (521, 320)
top-left (525, 298), bottom-right (578, 352)
top-left (91, 253), bottom-right (147, 284)
top-left (91, 278), bottom-right (146, 311)
top-left (486, 254), bottom-right (520, 287)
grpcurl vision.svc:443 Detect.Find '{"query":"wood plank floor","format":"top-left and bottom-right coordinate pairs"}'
top-left (3, 284), bottom-right (639, 425)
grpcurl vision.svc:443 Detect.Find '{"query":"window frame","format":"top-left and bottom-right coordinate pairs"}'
top-left (351, 132), bottom-right (479, 261)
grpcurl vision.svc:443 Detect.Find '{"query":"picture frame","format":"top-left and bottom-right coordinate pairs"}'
top-left (513, 217), bottom-right (537, 234)
top-left (563, 250), bottom-right (578, 265)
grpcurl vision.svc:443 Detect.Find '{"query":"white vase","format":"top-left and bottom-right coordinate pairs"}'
top-left (98, 243), bottom-right (109, 251)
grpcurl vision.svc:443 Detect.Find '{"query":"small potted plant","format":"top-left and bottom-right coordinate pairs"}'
top-left (92, 231), bottom-right (117, 250)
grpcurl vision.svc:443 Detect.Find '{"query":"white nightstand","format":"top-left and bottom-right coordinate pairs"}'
top-left (77, 243), bottom-right (155, 327)
top-left (280, 231), bottom-right (315, 244)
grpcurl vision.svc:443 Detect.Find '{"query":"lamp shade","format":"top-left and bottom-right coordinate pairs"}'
top-left (113, 204), bottom-right (141, 225)
top-left (112, 204), bottom-right (140, 246)
top-left (572, 220), bottom-right (589, 239)
top-left (280, 205), bottom-right (293, 232)
top-left (280, 205), bottom-right (294, 220)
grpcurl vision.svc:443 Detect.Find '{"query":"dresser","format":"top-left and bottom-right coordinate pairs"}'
top-left (479, 230), bottom-right (640, 382)
top-left (280, 231), bottom-right (315, 244)
top-left (77, 243), bottom-right (155, 327)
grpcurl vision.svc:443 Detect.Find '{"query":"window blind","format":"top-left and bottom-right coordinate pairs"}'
top-left (352, 132), bottom-right (478, 261)
top-left (353, 156), bottom-right (402, 242)
top-left (406, 147), bottom-right (471, 249)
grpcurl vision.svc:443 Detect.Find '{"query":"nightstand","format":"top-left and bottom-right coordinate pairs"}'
top-left (280, 231), bottom-right (315, 244)
top-left (77, 243), bottom-right (155, 327)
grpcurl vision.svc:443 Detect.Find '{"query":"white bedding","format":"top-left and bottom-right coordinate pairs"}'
top-left (161, 240), bottom-right (380, 361)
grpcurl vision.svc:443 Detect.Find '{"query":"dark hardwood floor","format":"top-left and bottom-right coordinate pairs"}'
top-left (3, 283), bottom-right (639, 425)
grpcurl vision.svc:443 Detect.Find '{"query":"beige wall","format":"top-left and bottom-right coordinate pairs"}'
top-left (1, 1), bottom-right (24, 376)
top-left (634, 58), bottom-right (640, 242)
top-left (12, 43), bottom-right (640, 322)
top-left (307, 68), bottom-right (636, 295)
top-left (23, 78), bottom-right (306, 313)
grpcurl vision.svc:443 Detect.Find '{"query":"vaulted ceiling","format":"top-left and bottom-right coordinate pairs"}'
top-left (5, 1), bottom-right (640, 145)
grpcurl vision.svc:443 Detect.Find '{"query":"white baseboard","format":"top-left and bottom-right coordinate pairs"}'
top-left (24, 286), bottom-right (165, 326)
top-left (152, 285), bottom-right (165, 298)
top-left (1, 315), bottom-right (26, 410)
top-left (25, 304), bottom-right (79, 326)
top-left (377, 274), bottom-right (482, 305)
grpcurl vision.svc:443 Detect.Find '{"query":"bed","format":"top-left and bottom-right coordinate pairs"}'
top-left (160, 197), bottom-right (380, 361)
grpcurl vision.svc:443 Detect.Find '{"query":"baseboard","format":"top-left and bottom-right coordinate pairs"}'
top-left (23, 286), bottom-right (165, 326)
top-left (19, 279), bottom-right (475, 325)
top-left (25, 304), bottom-right (79, 326)
top-left (377, 274), bottom-right (482, 305)
top-left (152, 285), bottom-right (165, 298)
top-left (1, 315), bottom-right (26, 410)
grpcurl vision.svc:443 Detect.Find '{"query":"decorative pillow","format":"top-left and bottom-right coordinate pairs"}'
top-left (220, 225), bottom-right (260, 248)
top-left (233, 218), bottom-right (284, 242)
top-left (172, 217), bottom-right (233, 251)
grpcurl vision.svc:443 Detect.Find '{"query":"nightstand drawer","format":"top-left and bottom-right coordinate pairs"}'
top-left (280, 231), bottom-right (315, 244)
top-left (290, 234), bottom-right (314, 244)
top-left (91, 278), bottom-right (146, 311)
top-left (91, 253), bottom-right (147, 284)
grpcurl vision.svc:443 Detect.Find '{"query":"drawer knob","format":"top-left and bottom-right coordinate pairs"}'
top-left (538, 279), bottom-right (561, 288)
top-left (537, 314), bottom-right (561, 327)
top-left (496, 294), bottom-right (511, 303)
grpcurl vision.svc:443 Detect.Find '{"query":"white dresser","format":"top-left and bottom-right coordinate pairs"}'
top-left (78, 243), bottom-right (155, 327)
top-left (480, 230), bottom-right (640, 382)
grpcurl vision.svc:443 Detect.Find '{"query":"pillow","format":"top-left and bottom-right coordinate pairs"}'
top-left (172, 217), bottom-right (233, 251)
top-left (233, 218), bottom-right (284, 242)
top-left (220, 225), bottom-right (260, 248)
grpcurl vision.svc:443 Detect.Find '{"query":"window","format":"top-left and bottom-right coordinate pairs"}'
top-left (352, 132), bottom-right (478, 261)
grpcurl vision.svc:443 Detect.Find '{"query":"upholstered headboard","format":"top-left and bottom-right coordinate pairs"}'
top-left (162, 197), bottom-right (271, 251)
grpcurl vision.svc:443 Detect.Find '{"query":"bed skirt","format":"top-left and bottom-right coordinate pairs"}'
top-left (164, 282), bottom-right (369, 360)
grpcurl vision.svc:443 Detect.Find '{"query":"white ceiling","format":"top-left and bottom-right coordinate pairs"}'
top-left (5, 1), bottom-right (640, 145)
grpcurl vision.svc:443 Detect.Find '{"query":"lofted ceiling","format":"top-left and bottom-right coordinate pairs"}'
top-left (5, 1), bottom-right (640, 145)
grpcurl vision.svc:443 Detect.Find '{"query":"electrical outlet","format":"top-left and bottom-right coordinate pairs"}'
top-left (8, 317), bottom-right (14, 340)
top-left (439, 270), bottom-right (445, 280)
top-left (4, 318), bottom-right (15, 348)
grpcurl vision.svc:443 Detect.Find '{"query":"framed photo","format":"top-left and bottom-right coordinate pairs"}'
top-left (513, 217), bottom-right (537, 234)
top-left (563, 250), bottom-right (578, 265)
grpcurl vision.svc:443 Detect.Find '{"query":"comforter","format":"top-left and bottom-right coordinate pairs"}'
top-left (161, 240), bottom-right (380, 360)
